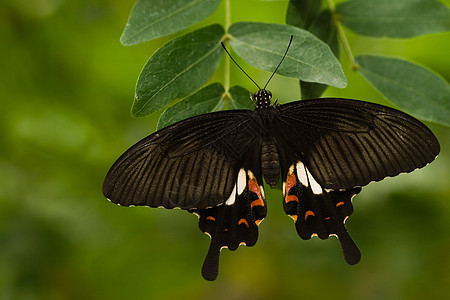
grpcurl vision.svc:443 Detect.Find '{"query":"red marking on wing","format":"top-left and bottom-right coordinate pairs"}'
top-left (285, 172), bottom-right (296, 195)
top-left (248, 177), bottom-right (265, 209)
top-left (336, 201), bottom-right (345, 207)
top-left (248, 178), bottom-right (262, 198)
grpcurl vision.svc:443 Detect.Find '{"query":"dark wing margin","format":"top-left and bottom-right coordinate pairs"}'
top-left (191, 147), bottom-right (267, 281)
top-left (275, 98), bottom-right (440, 190)
top-left (103, 110), bottom-right (259, 210)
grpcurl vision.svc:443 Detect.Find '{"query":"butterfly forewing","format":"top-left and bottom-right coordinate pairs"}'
top-left (103, 110), bottom-right (260, 209)
top-left (275, 98), bottom-right (440, 190)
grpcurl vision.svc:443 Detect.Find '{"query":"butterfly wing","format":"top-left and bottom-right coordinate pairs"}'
top-left (103, 110), bottom-right (260, 210)
top-left (281, 157), bottom-right (362, 264)
top-left (276, 98), bottom-right (440, 190)
top-left (191, 146), bottom-right (267, 281)
top-left (274, 98), bottom-right (439, 264)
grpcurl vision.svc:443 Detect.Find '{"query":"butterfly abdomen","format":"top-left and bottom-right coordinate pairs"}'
top-left (261, 139), bottom-right (280, 188)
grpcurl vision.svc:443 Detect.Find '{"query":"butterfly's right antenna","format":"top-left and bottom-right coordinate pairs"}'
top-left (221, 42), bottom-right (261, 90)
top-left (263, 35), bottom-right (293, 90)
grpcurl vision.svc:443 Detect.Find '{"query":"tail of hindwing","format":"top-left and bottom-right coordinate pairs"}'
top-left (191, 168), bottom-right (267, 281)
top-left (283, 161), bottom-right (362, 265)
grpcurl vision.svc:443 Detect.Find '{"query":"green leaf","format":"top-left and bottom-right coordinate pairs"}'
top-left (156, 83), bottom-right (225, 130)
top-left (132, 24), bottom-right (224, 118)
top-left (120, 0), bottom-right (221, 45)
top-left (337, 0), bottom-right (450, 38)
top-left (229, 22), bottom-right (346, 88)
top-left (229, 85), bottom-right (253, 109)
top-left (286, 2), bottom-right (339, 98)
top-left (309, 10), bottom-right (339, 57)
top-left (301, 10), bottom-right (340, 99)
top-left (299, 81), bottom-right (328, 99)
top-left (285, 0), bottom-right (322, 29)
top-left (356, 55), bottom-right (450, 126)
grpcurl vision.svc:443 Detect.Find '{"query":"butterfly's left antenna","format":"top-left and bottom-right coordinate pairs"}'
top-left (221, 42), bottom-right (261, 90)
top-left (263, 35), bottom-right (293, 90)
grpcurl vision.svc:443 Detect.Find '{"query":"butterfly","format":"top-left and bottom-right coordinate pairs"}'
top-left (103, 36), bottom-right (440, 281)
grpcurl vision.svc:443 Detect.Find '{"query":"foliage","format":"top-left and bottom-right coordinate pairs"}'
top-left (122, 0), bottom-right (450, 127)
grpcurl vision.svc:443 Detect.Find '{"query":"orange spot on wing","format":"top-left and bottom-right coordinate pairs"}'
top-left (285, 173), bottom-right (296, 194)
top-left (255, 219), bottom-right (263, 226)
top-left (238, 218), bottom-right (249, 227)
top-left (206, 216), bottom-right (215, 222)
top-left (325, 217), bottom-right (331, 220)
top-left (305, 210), bottom-right (315, 220)
top-left (290, 215), bottom-right (298, 222)
top-left (251, 198), bottom-right (264, 208)
top-left (336, 201), bottom-right (345, 207)
top-left (285, 194), bottom-right (299, 204)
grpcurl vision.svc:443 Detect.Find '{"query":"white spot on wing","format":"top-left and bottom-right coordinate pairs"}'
top-left (237, 168), bottom-right (246, 195)
top-left (288, 164), bottom-right (295, 175)
top-left (282, 181), bottom-right (286, 197)
top-left (225, 184), bottom-right (237, 206)
top-left (306, 167), bottom-right (323, 195)
top-left (296, 161), bottom-right (309, 187)
top-left (260, 185), bottom-right (265, 200)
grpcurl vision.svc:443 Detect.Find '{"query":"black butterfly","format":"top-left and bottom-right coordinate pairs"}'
top-left (103, 37), bottom-right (440, 281)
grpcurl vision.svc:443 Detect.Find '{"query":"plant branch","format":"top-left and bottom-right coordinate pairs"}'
top-left (223, 0), bottom-right (231, 102)
top-left (326, 0), bottom-right (358, 71)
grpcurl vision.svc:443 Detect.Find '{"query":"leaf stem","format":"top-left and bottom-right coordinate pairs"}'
top-left (223, 0), bottom-right (231, 101)
top-left (326, 0), bottom-right (358, 71)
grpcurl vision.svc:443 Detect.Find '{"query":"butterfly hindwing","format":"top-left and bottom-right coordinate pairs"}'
top-left (103, 110), bottom-right (260, 209)
top-left (282, 161), bottom-right (362, 264)
top-left (192, 166), bottom-right (267, 281)
top-left (275, 98), bottom-right (440, 190)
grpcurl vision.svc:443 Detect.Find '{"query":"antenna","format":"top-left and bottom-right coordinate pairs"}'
top-left (221, 42), bottom-right (261, 90)
top-left (221, 35), bottom-right (294, 91)
top-left (263, 35), bottom-right (293, 90)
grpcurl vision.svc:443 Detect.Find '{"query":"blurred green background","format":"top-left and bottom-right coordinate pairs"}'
top-left (1, 0), bottom-right (449, 299)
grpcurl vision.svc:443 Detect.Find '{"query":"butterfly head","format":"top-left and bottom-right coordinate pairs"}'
top-left (254, 89), bottom-right (272, 109)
